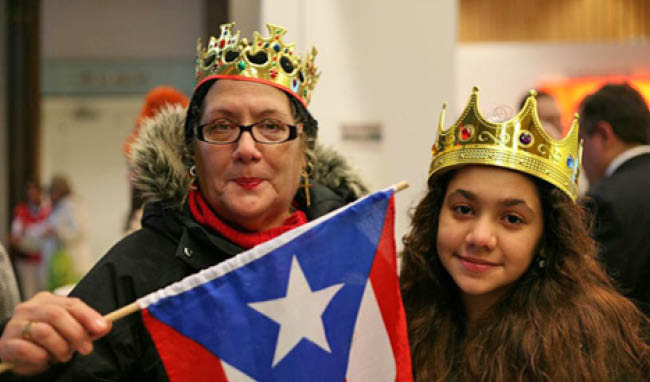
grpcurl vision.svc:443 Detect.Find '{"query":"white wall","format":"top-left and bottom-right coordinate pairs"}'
top-left (455, 42), bottom-right (650, 118)
top-left (229, 0), bottom-right (261, 38)
top-left (42, 0), bottom-right (204, 59)
top-left (260, 1), bottom-right (458, 247)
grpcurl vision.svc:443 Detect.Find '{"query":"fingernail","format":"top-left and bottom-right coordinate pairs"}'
top-left (94, 318), bottom-right (107, 330)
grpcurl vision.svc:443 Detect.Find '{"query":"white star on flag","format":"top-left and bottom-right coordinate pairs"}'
top-left (248, 256), bottom-right (344, 367)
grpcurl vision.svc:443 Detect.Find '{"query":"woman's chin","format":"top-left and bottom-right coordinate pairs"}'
top-left (221, 200), bottom-right (282, 229)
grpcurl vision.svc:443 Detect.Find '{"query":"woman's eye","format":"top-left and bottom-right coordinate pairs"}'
top-left (260, 121), bottom-right (286, 132)
top-left (213, 121), bottom-right (235, 131)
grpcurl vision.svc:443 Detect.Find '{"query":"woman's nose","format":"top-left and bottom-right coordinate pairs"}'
top-left (465, 218), bottom-right (497, 250)
top-left (233, 131), bottom-right (262, 162)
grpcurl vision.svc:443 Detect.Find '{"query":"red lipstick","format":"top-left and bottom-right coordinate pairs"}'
top-left (234, 177), bottom-right (262, 190)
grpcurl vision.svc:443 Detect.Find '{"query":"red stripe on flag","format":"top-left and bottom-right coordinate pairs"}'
top-left (368, 196), bottom-right (414, 382)
top-left (142, 309), bottom-right (229, 382)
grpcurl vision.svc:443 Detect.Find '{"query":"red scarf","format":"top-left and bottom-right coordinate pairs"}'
top-left (188, 189), bottom-right (307, 249)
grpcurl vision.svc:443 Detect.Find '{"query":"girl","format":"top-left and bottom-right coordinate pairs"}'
top-left (401, 88), bottom-right (650, 381)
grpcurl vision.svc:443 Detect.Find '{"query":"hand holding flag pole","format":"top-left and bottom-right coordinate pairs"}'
top-left (0, 181), bottom-right (412, 381)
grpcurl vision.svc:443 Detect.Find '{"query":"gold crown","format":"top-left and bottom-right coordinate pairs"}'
top-left (195, 22), bottom-right (320, 107)
top-left (429, 87), bottom-right (583, 201)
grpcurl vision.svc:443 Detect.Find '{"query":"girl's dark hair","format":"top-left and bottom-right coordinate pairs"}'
top-left (401, 169), bottom-right (650, 381)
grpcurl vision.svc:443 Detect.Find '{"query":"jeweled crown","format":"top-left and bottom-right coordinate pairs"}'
top-left (195, 22), bottom-right (320, 107)
top-left (429, 87), bottom-right (583, 201)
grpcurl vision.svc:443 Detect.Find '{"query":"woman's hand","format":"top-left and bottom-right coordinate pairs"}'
top-left (0, 292), bottom-right (111, 375)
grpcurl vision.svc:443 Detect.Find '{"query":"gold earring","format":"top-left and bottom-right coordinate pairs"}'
top-left (301, 162), bottom-right (313, 207)
top-left (189, 165), bottom-right (198, 190)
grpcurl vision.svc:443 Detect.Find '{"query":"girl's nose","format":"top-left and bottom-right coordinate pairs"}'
top-left (465, 218), bottom-right (497, 251)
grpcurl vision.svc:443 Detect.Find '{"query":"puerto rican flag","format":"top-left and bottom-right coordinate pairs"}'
top-left (138, 187), bottom-right (413, 381)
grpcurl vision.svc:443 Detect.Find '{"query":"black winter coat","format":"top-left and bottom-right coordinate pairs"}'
top-left (5, 183), bottom-right (348, 381)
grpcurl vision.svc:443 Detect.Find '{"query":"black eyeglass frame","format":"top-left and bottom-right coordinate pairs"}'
top-left (194, 119), bottom-right (299, 145)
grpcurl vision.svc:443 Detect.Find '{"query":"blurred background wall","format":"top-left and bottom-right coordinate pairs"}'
top-left (0, 0), bottom-right (7, 241)
top-left (1, 0), bottom-right (649, 263)
top-left (38, 0), bottom-right (205, 263)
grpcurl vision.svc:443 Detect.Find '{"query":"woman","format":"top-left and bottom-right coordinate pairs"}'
top-left (43, 175), bottom-right (92, 290)
top-left (401, 88), bottom-right (650, 381)
top-left (0, 22), bottom-right (367, 380)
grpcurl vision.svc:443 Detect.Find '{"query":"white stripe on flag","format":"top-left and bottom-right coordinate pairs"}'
top-left (346, 280), bottom-right (396, 381)
top-left (221, 359), bottom-right (256, 382)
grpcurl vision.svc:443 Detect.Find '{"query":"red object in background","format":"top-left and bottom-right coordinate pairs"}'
top-left (123, 86), bottom-right (190, 158)
top-left (539, 76), bottom-right (650, 136)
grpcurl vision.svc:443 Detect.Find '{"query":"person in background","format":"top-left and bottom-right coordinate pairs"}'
top-left (518, 90), bottom-right (563, 139)
top-left (122, 86), bottom-right (189, 234)
top-left (0, 243), bottom-right (20, 322)
top-left (43, 175), bottom-right (93, 287)
top-left (9, 182), bottom-right (50, 299)
top-left (0, 22), bottom-right (367, 380)
top-left (401, 88), bottom-right (650, 381)
top-left (518, 89), bottom-right (590, 195)
top-left (579, 82), bottom-right (650, 317)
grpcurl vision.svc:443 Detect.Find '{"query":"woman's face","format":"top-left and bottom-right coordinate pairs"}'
top-left (436, 165), bottom-right (543, 306)
top-left (193, 80), bottom-right (305, 232)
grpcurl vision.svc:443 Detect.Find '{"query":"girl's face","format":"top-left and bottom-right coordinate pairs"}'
top-left (437, 165), bottom-right (544, 308)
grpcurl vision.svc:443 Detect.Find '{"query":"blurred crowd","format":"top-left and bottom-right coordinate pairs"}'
top-left (5, 175), bottom-right (90, 303)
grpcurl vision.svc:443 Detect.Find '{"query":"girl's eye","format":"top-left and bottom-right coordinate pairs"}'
top-left (503, 214), bottom-right (523, 225)
top-left (453, 205), bottom-right (472, 215)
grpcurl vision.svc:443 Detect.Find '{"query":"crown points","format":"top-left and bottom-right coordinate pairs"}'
top-left (529, 89), bottom-right (538, 97)
top-left (195, 22), bottom-right (319, 106)
top-left (428, 87), bottom-right (584, 201)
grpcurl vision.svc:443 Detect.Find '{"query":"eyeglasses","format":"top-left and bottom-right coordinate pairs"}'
top-left (195, 118), bottom-right (299, 144)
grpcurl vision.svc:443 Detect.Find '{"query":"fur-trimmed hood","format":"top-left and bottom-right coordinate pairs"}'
top-left (129, 105), bottom-right (369, 209)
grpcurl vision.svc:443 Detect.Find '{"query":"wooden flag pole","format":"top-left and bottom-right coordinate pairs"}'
top-left (103, 301), bottom-right (140, 322)
top-left (0, 180), bottom-right (410, 374)
top-left (393, 180), bottom-right (409, 193)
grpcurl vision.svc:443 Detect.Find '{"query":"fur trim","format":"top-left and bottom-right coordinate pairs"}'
top-left (129, 104), bottom-right (192, 208)
top-left (312, 144), bottom-right (369, 202)
top-left (129, 105), bottom-right (369, 209)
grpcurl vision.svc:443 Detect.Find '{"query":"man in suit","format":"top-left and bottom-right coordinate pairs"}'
top-left (579, 83), bottom-right (650, 316)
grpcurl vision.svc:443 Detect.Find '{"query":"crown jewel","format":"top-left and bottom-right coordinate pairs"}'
top-left (429, 87), bottom-right (583, 201)
top-left (195, 22), bottom-right (320, 106)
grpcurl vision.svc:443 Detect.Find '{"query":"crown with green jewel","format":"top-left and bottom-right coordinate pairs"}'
top-left (195, 22), bottom-right (320, 107)
top-left (429, 87), bottom-right (583, 201)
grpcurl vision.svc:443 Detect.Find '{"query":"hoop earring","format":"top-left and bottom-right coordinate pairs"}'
top-left (189, 165), bottom-right (198, 190)
top-left (301, 161), bottom-right (313, 207)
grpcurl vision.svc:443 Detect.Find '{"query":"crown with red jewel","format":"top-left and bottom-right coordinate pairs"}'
top-left (195, 22), bottom-right (320, 107)
top-left (429, 87), bottom-right (583, 201)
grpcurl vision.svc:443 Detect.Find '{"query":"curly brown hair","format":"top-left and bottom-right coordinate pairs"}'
top-left (400, 171), bottom-right (650, 381)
